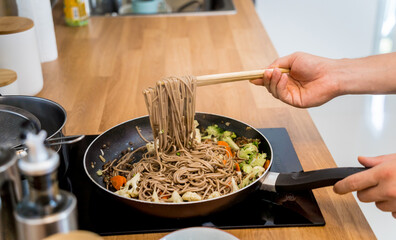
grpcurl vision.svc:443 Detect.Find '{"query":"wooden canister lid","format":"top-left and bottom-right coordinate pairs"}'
top-left (0, 16), bottom-right (34, 35)
top-left (0, 69), bottom-right (17, 87)
top-left (43, 230), bottom-right (103, 240)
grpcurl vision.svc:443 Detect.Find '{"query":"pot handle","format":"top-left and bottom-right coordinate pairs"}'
top-left (46, 135), bottom-right (85, 146)
top-left (260, 167), bottom-right (367, 192)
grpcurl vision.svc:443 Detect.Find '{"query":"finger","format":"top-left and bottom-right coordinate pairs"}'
top-left (375, 200), bottom-right (396, 212)
top-left (269, 68), bottom-right (282, 98)
top-left (263, 70), bottom-right (272, 90)
top-left (276, 73), bottom-right (290, 103)
top-left (333, 169), bottom-right (378, 194)
top-left (358, 154), bottom-right (396, 167)
top-left (356, 186), bottom-right (381, 202)
top-left (249, 78), bottom-right (264, 86)
top-left (250, 69), bottom-right (272, 87)
top-left (268, 53), bottom-right (297, 69)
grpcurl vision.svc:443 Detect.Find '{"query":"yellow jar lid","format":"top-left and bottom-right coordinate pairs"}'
top-left (0, 16), bottom-right (34, 35)
top-left (0, 69), bottom-right (17, 87)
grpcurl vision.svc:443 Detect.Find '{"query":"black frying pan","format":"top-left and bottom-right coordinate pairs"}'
top-left (84, 113), bottom-right (365, 218)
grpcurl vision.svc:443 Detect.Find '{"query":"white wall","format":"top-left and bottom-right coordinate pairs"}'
top-left (256, 0), bottom-right (378, 59)
top-left (255, 1), bottom-right (396, 240)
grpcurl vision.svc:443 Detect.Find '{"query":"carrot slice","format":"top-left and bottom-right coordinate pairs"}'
top-left (218, 141), bottom-right (233, 158)
top-left (235, 163), bottom-right (241, 171)
top-left (110, 175), bottom-right (127, 190)
top-left (264, 160), bottom-right (270, 170)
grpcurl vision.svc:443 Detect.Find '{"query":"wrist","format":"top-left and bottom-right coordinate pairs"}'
top-left (327, 57), bottom-right (372, 95)
top-left (323, 58), bottom-right (352, 96)
top-left (329, 53), bottom-right (396, 95)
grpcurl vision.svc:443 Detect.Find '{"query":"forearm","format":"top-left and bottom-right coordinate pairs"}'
top-left (330, 52), bottom-right (396, 95)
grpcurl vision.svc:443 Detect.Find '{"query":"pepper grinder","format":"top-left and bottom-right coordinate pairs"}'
top-left (15, 131), bottom-right (77, 240)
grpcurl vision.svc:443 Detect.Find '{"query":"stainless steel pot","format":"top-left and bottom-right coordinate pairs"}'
top-left (0, 95), bottom-right (84, 184)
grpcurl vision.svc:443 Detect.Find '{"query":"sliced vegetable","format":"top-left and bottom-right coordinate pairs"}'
top-left (250, 153), bottom-right (267, 167)
top-left (206, 124), bottom-right (223, 139)
top-left (110, 175), bottom-right (127, 190)
top-left (152, 189), bottom-right (160, 202)
top-left (239, 166), bottom-right (265, 188)
top-left (218, 141), bottom-right (233, 158)
top-left (222, 131), bottom-right (237, 139)
top-left (168, 191), bottom-right (183, 203)
top-left (221, 136), bottom-right (239, 151)
top-left (115, 173), bottom-right (141, 198)
top-left (231, 177), bottom-right (239, 192)
top-left (235, 163), bottom-right (241, 172)
top-left (241, 163), bottom-right (253, 174)
top-left (99, 155), bottom-right (106, 163)
top-left (193, 128), bottom-right (201, 143)
top-left (208, 191), bottom-right (221, 199)
top-left (182, 192), bottom-right (202, 202)
top-left (264, 159), bottom-right (270, 169)
top-left (146, 139), bottom-right (158, 154)
top-left (238, 143), bottom-right (258, 161)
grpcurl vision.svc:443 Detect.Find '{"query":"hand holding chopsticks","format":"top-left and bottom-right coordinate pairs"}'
top-left (196, 68), bottom-right (290, 87)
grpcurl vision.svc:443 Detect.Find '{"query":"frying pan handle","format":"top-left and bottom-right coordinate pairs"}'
top-left (260, 167), bottom-right (367, 192)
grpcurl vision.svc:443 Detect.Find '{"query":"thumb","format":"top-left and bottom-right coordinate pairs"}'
top-left (268, 52), bottom-right (298, 69)
top-left (358, 153), bottom-right (396, 167)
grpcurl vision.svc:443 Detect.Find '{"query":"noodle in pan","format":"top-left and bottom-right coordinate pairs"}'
top-left (100, 76), bottom-right (269, 203)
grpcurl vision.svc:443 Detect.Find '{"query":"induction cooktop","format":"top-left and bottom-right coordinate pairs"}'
top-left (60, 128), bottom-right (325, 236)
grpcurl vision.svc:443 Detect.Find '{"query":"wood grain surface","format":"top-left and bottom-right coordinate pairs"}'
top-left (0, 68), bottom-right (17, 87)
top-left (38, 1), bottom-right (376, 239)
top-left (0, 16), bottom-right (34, 34)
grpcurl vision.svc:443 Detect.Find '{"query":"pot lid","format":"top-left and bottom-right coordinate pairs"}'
top-left (0, 16), bottom-right (34, 35)
top-left (0, 69), bottom-right (17, 87)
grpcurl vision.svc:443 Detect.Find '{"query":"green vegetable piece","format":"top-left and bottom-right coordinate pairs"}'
top-left (252, 139), bottom-right (260, 147)
top-left (250, 153), bottom-right (267, 167)
top-left (221, 136), bottom-right (239, 151)
top-left (239, 166), bottom-right (265, 188)
top-left (239, 143), bottom-right (258, 160)
top-left (222, 131), bottom-right (237, 139)
top-left (206, 124), bottom-right (224, 138)
top-left (242, 164), bottom-right (253, 174)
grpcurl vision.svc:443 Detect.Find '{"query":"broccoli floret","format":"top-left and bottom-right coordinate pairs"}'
top-left (238, 143), bottom-right (258, 161)
top-left (222, 131), bottom-right (237, 139)
top-left (250, 153), bottom-right (267, 167)
top-left (221, 136), bottom-right (239, 151)
top-left (205, 124), bottom-right (223, 139)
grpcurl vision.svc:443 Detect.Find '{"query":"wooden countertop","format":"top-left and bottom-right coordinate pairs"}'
top-left (39, 0), bottom-right (375, 239)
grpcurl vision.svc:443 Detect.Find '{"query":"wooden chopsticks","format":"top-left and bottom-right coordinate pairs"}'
top-left (196, 68), bottom-right (290, 87)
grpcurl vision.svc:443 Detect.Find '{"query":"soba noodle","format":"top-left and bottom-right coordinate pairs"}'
top-left (101, 76), bottom-right (258, 203)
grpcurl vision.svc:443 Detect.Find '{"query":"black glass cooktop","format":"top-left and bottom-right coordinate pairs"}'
top-left (62, 128), bottom-right (325, 236)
